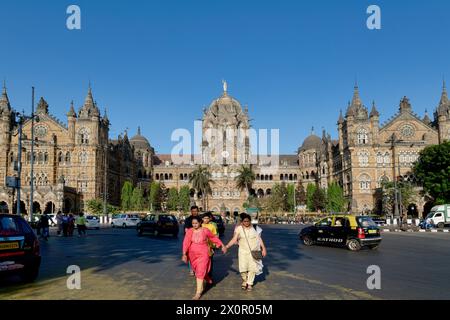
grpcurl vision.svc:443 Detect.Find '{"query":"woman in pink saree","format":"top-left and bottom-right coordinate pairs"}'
top-left (182, 216), bottom-right (226, 300)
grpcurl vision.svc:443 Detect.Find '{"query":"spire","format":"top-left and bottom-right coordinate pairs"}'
top-left (36, 97), bottom-right (49, 114)
top-left (311, 126), bottom-right (315, 135)
top-left (0, 80), bottom-right (11, 113)
top-left (351, 83), bottom-right (362, 107)
top-left (67, 100), bottom-right (76, 117)
top-left (423, 109), bottom-right (431, 124)
top-left (79, 84), bottom-right (100, 118)
top-left (399, 96), bottom-right (412, 113)
top-left (103, 108), bottom-right (109, 124)
top-left (137, 126), bottom-right (141, 135)
top-left (439, 78), bottom-right (449, 107)
top-left (338, 109), bottom-right (344, 124)
top-left (370, 100), bottom-right (379, 118)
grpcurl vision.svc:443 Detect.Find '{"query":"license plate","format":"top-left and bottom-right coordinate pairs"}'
top-left (0, 242), bottom-right (19, 250)
top-left (368, 230), bottom-right (378, 234)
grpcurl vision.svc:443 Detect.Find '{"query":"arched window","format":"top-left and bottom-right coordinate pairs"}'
top-left (79, 152), bottom-right (88, 165)
top-left (44, 152), bottom-right (49, 164)
top-left (78, 128), bottom-right (90, 145)
top-left (358, 150), bottom-right (369, 167)
top-left (58, 152), bottom-right (63, 163)
top-left (357, 128), bottom-right (368, 145)
top-left (65, 152), bottom-right (71, 163)
top-left (359, 174), bottom-right (371, 191)
top-left (376, 152), bottom-right (383, 165)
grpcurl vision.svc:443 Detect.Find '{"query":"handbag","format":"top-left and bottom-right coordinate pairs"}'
top-left (242, 227), bottom-right (263, 260)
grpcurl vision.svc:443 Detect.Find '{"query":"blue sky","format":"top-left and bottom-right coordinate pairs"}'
top-left (1, 0), bottom-right (449, 154)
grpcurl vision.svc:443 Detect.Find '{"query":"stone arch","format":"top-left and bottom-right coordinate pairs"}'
top-left (211, 207), bottom-right (219, 212)
top-left (0, 201), bottom-right (9, 213)
top-left (257, 188), bottom-right (264, 198)
top-left (266, 188), bottom-right (272, 196)
top-left (32, 201), bottom-right (42, 214)
top-left (13, 201), bottom-right (27, 214)
top-left (407, 203), bottom-right (419, 218)
top-left (64, 198), bottom-right (74, 214)
top-left (44, 202), bottom-right (56, 214)
top-left (423, 201), bottom-right (434, 218)
top-left (155, 173), bottom-right (160, 180)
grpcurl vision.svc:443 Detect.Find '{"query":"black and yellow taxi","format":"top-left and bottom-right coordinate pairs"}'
top-left (299, 214), bottom-right (382, 251)
top-left (0, 214), bottom-right (41, 282)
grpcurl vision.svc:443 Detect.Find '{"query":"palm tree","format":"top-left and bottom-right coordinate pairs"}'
top-left (235, 165), bottom-right (256, 198)
top-left (189, 165), bottom-right (213, 210)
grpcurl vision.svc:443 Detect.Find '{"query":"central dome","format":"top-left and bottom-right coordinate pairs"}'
top-left (130, 127), bottom-right (151, 149)
top-left (300, 133), bottom-right (322, 152)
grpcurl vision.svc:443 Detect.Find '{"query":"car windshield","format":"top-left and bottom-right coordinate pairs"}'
top-left (0, 217), bottom-right (21, 236)
top-left (357, 217), bottom-right (377, 227)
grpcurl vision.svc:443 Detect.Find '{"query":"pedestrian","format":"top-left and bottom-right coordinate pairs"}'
top-left (201, 212), bottom-right (218, 283)
top-left (184, 205), bottom-right (200, 276)
top-left (182, 216), bottom-right (226, 300)
top-left (225, 213), bottom-right (267, 292)
top-left (76, 212), bottom-right (87, 237)
top-left (68, 214), bottom-right (75, 237)
top-left (39, 212), bottom-right (54, 241)
top-left (56, 211), bottom-right (63, 236)
top-left (62, 213), bottom-right (69, 237)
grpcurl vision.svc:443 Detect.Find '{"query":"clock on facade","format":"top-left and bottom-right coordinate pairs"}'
top-left (400, 124), bottom-right (415, 138)
top-left (34, 125), bottom-right (48, 138)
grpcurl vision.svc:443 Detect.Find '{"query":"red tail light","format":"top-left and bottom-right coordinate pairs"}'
top-left (357, 228), bottom-right (366, 239)
top-left (33, 238), bottom-right (40, 256)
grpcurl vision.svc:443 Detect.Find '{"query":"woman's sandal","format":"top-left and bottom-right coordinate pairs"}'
top-left (247, 285), bottom-right (253, 292)
top-left (192, 293), bottom-right (202, 300)
top-left (241, 283), bottom-right (248, 290)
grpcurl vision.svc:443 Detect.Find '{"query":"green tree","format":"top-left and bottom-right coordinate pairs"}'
top-left (178, 186), bottom-right (191, 212)
top-left (296, 182), bottom-right (307, 206)
top-left (414, 141), bottom-right (450, 204)
top-left (381, 181), bottom-right (418, 216)
top-left (235, 165), bottom-right (256, 196)
top-left (306, 183), bottom-right (317, 211)
top-left (312, 187), bottom-right (327, 212)
top-left (149, 181), bottom-right (162, 211)
top-left (121, 181), bottom-right (134, 211)
top-left (131, 186), bottom-right (145, 211)
top-left (189, 165), bottom-right (213, 210)
top-left (326, 182), bottom-right (347, 213)
top-left (167, 188), bottom-right (179, 211)
top-left (287, 184), bottom-right (295, 212)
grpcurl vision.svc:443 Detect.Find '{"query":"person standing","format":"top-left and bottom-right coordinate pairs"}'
top-left (39, 212), bottom-right (54, 241)
top-left (62, 213), bottom-right (69, 237)
top-left (76, 212), bottom-right (87, 237)
top-left (201, 212), bottom-right (218, 283)
top-left (182, 216), bottom-right (226, 300)
top-left (225, 213), bottom-right (267, 292)
top-left (68, 214), bottom-right (75, 237)
top-left (184, 205), bottom-right (200, 276)
top-left (56, 211), bottom-right (63, 236)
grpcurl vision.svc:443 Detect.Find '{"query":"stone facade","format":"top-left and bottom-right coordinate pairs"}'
top-left (0, 85), bottom-right (154, 214)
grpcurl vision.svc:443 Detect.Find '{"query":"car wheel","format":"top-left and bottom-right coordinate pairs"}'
top-left (111, 223), bottom-right (115, 228)
top-left (302, 235), bottom-right (314, 246)
top-left (122, 223), bottom-right (127, 229)
top-left (21, 264), bottom-right (40, 283)
top-left (438, 222), bottom-right (445, 229)
top-left (347, 239), bottom-right (361, 251)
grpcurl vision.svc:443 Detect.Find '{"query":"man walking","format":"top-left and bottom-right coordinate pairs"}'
top-left (39, 212), bottom-right (54, 241)
top-left (56, 211), bottom-right (63, 236)
top-left (76, 212), bottom-right (87, 237)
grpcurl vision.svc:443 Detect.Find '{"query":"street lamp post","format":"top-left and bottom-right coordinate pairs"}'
top-left (15, 113), bottom-right (24, 216)
top-left (29, 87), bottom-right (35, 222)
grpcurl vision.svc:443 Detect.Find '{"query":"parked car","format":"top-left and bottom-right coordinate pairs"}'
top-left (137, 213), bottom-right (179, 237)
top-left (299, 215), bottom-right (382, 251)
top-left (0, 214), bottom-right (41, 282)
top-left (213, 214), bottom-right (225, 236)
top-left (111, 214), bottom-right (140, 228)
top-left (85, 215), bottom-right (100, 230)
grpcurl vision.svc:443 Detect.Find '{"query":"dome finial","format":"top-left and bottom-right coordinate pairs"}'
top-left (222, 79), bottom-right (228, 94)
top-left (2, 79), bottom-right (6, 94)
top-left (311, 126), bottom-right (315, 135)
top-left (138, 126), bottom-right (141, 135)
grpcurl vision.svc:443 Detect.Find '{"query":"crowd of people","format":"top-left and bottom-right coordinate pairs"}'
top-left (37, 211), bottom-right (88, 241)
top-left (182, 206), bottom-right (267, 300)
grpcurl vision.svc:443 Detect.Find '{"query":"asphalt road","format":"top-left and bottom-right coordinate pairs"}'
top-left (0, 224), bottom-right (449, 300)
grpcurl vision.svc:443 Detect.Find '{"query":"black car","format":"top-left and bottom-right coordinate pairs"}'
top-left (0, 214), bottom-right (41, 282)
top-left (213, 214), bottom-right (225, 236)
top-left (137, 213), bottom-right (179, 237)
top-left (299, 215), bottom-right (382, 251)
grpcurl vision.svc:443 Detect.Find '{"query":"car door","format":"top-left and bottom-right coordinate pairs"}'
top-left (146, 215), bottom-right (156, 232)
top-left (328, 217), bottom-right (349, 247)
top-left (315, 217), bottom-right (332, 244)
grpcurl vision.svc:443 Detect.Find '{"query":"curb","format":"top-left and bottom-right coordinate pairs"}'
top-left (381, 228), bottom-right (450, 233)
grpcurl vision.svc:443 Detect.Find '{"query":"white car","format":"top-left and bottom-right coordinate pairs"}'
top-left (85, 215), bottom-right (100, 230)
top-left (111, 214), bottom-right (141, 228)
